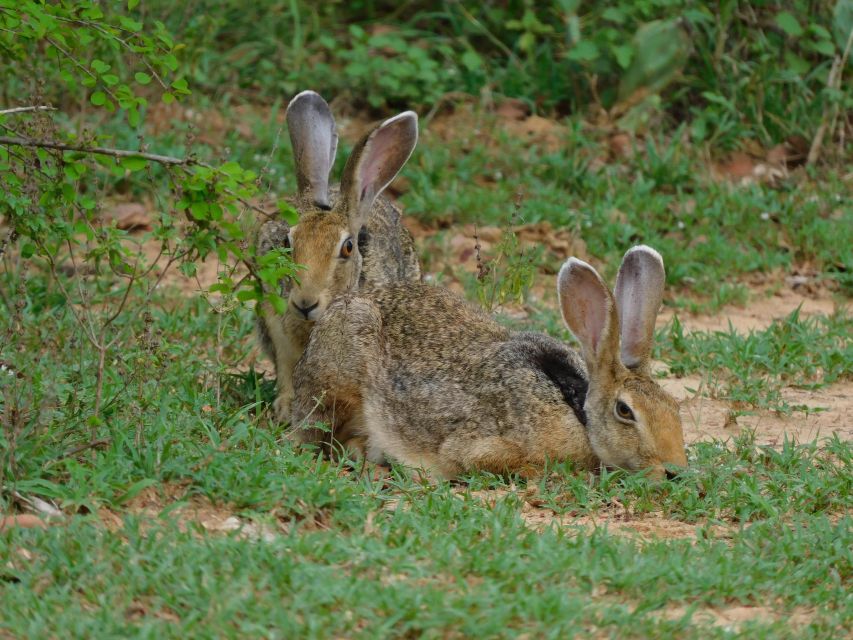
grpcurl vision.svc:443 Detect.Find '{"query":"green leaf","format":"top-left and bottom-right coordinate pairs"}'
top-left (612, 44), bottom-right (634, 69)
top-left (162, 92), bottom-right (175, 104)
top-left (460, 50), bottom-right (483, 72)
top-left (190, 201), bottom-right (209, 220)
top-left (278, 200), bottom-right (299, 225)
top-left (127, 108), bottom-right (140, 127)
top-left (602, 7), bottom-right (626, 24)
top-left (179, 262), bottom-right (197, 278)
top-left (267, 292), bottom-right (287, 315)
top-left (809, 39), bottom-right (837, 56)
top-left (121, 156), bottom-right (148, 172)
top-left (171, 77), bottom-right (189, 94)
top-left (90, 91), bottom-right (107, 106)
top-left (236, 289), bottom-right (258, 303)
top-left (21, 243), bottom-right (35, 259)
top-left (618, 20), bottom-right (690, 100)
top-left (128, 0), bottom-right (140, 9)
top-left (134, 71), bottom-right (152, 85)
top-left (119, 16), bottom-right (143, 32)
top-left (775, 11), bottom-right (804, 38)
top-left (163, 54), bottom-right (179, 71)
top-left (218, 161), bottom-right (243, 177)
top-left (91, 59), bottom-right (110, 74)
top-left (102, 74), bottom-right (119, 86)
top-left (566, 40), bottom-right (599, 63)
top-left (833, 0), bottom-right (853, 60)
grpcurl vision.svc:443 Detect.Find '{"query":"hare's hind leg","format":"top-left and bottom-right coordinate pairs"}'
top-left (291, 296), bottom-right (383, 448)
top-left (439, 434), bottom-right (540, 479)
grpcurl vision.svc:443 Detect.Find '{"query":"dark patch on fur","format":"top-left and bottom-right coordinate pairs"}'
top-left (533, 349), bottom-right (589, 426)
top-left (357, 225), bottom-right (369, 255)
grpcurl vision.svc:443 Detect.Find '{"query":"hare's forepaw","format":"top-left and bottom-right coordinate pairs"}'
top-left (273, 392), bottom-right (294, 425)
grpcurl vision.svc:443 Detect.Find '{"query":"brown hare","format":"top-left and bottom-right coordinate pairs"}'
top-left (291, 245), bottom-right (687, 480)
top-left (256, 91), bottom-right (421, 424)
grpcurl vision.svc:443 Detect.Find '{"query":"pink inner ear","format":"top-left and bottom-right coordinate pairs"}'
top-left (357, 129), bottom-right (397, 199)
top-left (578, 285), bottom-right (607, 354)
top-left (560, 262), bottom-right (610, 358)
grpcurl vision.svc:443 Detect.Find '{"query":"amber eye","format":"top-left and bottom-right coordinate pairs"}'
top-left (340, 237), bottom-right (354, 258)
top-left (615, 400), bottom-right (636, 422)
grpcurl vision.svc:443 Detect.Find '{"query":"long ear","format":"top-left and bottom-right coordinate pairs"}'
top-left (339, 111), bottom-right (418, 227)
top-left (286, 90), bottom-right (338, 209)
top-left (557, 258), bottom-right (619, 371)
top-left (613, 245), bottom-right (665, 372)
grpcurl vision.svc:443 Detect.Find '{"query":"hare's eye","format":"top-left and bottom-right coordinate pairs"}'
top-left (340, 237), bottom-right (354, 258)
top-left (615, 400), bottom-right (636, 422)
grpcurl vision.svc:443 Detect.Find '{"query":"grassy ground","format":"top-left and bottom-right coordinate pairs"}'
top-left (1, 282), bottom-right (850, 636)
top-left (1, 208), bottom-right (851, 637)
top-left (2, 2), bottom-right (853, 638)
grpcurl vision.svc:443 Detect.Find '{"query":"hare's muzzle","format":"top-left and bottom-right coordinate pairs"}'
top-left (292, 298), bottom-right (320, 320)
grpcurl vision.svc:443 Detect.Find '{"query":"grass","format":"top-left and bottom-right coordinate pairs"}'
top-left (658, 308), bottom-right (853, 411)
top-left (1, 435), bottom-right (850, 638)
top-left (123, 98), bottom-right (851, 305)
top-left (1, 265), bottom-right (851, 636)
top-left (2, 3), bottom-right (852, 635)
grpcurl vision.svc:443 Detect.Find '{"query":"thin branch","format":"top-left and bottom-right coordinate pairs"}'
top-left (65, 238), bottom-right (100, 345)
top-left (54, 438), bottom-right (111, 461)
top-left (45, 37), bottom-right (119, 105)
top-left (0, 106), bottom-right (56, 116)
top-left (0, 134), bottom-right (197, 166)
top-left (36, 239), bottom-right (99, 346)
top-left (0, 134), bottom-right (275, 217)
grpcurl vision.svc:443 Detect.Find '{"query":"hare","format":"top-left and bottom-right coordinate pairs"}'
top-left (256, 91), bottom-right (421, 423)
top-left (290, 245), bottom-right (687, 479)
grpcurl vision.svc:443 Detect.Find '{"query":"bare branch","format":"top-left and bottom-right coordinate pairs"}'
top-left (0, 134), bottom-right (276, 218)
top-left (0, 134), bottom-right (196, 166)
top-left (0, 106), bottom-right (56, 116)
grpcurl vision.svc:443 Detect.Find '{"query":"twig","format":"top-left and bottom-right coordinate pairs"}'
top-left (0, 229), bottom-right (16, 261)
top-left (0, 134), bottom-right (197, 166)
top-left (0, 106), bottom-right (56, 115)
top-left (0, 135), bottom-right (275, 217)
top-left (8, 490), bottom-right (63, 520)
top-left (53, 438), bottom-right (111, 461)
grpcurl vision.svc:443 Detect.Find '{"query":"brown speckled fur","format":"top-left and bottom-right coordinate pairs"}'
top-left (292, 247), bottom-right (687, 480)
top-left (255, 93), bottom-right (420, 424)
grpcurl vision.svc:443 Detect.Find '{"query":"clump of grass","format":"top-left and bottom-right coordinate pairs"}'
top-left (657, 308), bottom-right (852, 411)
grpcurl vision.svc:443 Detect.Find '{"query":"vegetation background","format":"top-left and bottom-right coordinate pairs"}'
top-left (0, 1), bottom-right (851, 637)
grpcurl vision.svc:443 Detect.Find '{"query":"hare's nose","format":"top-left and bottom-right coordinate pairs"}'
top-left (292, 299), bottom-right (319, 319)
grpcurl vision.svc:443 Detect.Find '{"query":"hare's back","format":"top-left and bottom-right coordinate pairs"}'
top-left (360, 197), bottom-right (421, 286)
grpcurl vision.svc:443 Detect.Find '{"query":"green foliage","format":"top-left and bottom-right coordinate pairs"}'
top-left (0, 0), bottom-right (294, 306)
top-left (139, 0), bottom-right (851, 148)
top-left (658, 309), bottom-right (853, 411)
top-left (0, 4), bottom-right (851, 634)
top-left (402, 121), bottom-right (853, 301)
top-left (0, 1), bottom-right (296, 459)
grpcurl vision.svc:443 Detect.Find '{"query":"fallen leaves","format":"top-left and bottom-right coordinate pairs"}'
top-left (0, 514), bottom-right (47, 531)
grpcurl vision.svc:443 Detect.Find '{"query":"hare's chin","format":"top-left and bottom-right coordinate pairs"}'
top-left (304, 304), bottom-right (328, 322)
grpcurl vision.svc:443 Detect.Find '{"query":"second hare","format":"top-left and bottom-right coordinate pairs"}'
top-left (291, 245), bottom-right (687, 479)
top-left (256, 91), bottom-right (421, 423)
